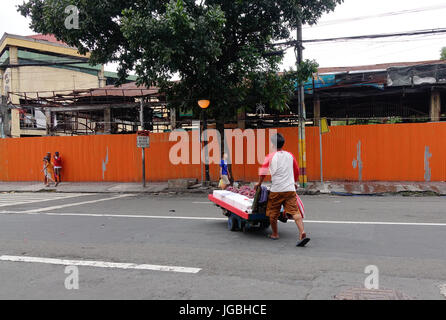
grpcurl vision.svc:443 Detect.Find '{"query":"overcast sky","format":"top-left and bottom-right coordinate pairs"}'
top-left (1, 0), bottom-right (446, 72)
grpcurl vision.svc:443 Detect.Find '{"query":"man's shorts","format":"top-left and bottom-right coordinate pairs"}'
top-left (266, 191), bottom-right (300, 220)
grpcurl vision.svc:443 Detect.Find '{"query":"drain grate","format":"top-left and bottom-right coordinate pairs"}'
top-left (335, 288), bottom-right (412, 300)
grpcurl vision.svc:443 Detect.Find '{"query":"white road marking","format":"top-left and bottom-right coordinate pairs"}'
top-left (30, 212), bottom-right (226, 221)
top-left (0, 193), bottom-right (92, 208)
top-left (1, 210), bottom-right (446, 227)
top-left (303, 220), bottom-right (446, 227)
top-left (20, 194), bottom-right (135, 213)
top-left (0, 255), bottom-right (201, 274)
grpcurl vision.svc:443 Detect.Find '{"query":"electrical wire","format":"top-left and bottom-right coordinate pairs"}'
top-left (303, 4), bottom-right (446, 29)
top-left (268, 28), bottom-right (446, 49)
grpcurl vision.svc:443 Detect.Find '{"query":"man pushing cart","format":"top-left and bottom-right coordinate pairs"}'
top-left (255, 133), bottom-right (310, 247)
top-left (209, 133), bottom-right (310, 247)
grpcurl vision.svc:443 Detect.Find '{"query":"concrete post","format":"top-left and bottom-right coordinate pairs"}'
top-left (237, 108), bottom-right (246, 130)
top-left (430, 90), bottom-right (441, 122)
top-left (11, 108), bottom-right (20, 138)
top-left (170, 107), bottom-right (176, 130)
top-left (104, 108), bottom-right (111, 133)
top-left (45, 108), bottom-right (51, 135)
top-left (0, 69), bottom-right (4, 97)
top-left (6, 47), bottom-right (19, 137)
top-left (0, 104), bottom-right (5, 138)
top-left (314, 95), bottom-right (321, 126)
top-left (9, 46), bottom-right (20, 105)
top-left (98, 66), bottom-right (107, 88)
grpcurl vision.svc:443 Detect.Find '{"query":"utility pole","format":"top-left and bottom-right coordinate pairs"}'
top-left (296, 21), bottom-right (308, 188)
top-left (140, 99), bottom-right (146, 188)
top-left (201, 108), bottom-right (211, 184)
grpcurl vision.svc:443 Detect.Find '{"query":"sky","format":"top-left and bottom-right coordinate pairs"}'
top-left (1, 0), bottom-right (446, 72)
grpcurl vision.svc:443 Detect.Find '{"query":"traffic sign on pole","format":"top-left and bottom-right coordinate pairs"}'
top-left (137, 131), bottom-right (150, 148)
top-left (320, 118), bottom-right (330, 134)
top-left (137, 130), bottom-right (150, 188)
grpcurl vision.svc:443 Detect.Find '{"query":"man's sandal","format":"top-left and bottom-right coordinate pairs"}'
top-left (297, 233), bottom-right (310, 247)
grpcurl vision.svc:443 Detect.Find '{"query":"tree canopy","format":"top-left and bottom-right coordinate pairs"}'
top-left (441, 47), bottom-right (446, 60)
top-left (19, 0), bottom-right (343, 120)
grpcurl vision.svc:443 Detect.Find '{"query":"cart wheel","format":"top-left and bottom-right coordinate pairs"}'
top-left (228, 215), bottom-right (238, 232)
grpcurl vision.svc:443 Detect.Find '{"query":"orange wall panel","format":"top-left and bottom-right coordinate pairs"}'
top-left (1, 123), bottom-right (446, 182)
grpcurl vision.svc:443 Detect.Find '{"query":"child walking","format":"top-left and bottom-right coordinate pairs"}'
top-left (41, 157), bottom-right (55, 187)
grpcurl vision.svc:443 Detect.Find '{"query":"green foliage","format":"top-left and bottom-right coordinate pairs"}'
top-left (296, 59), bottom-right (319, 85)
top-left (441, 47), bottom-right (446, 60)
top-left (19, 0), bottom-right (343, 120)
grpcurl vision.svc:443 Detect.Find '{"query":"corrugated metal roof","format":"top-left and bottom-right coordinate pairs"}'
top-left (26, 34), bottom-right (68, 46)
top-left (78, 82), bottom-right (160, 97)
top-left (318, 60), bottom-right (446, 74)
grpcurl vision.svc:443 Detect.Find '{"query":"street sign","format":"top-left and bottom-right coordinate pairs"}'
top-left (320, 118), bottom-right (330, 134)
top-left (137, 131), bottom-right (150, 148)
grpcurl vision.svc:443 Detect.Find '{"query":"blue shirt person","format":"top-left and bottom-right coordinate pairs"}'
top-left (219, 153), bottom-right (231, 189)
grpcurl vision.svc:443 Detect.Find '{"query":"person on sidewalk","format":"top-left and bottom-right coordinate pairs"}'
top-left (41, 157), bottom-right (55, 187)
top-left (219, 153), bottom-right (231, 190)
top-left (53, 152), bottom-right (62, 186)
top-left (42, 153), bottom-right (51, 185)
top-left (255, 133), bottom-right (310, 247)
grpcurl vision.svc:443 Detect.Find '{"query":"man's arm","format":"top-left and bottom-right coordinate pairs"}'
top-left (291, 153), bottom-right (300, 189)
top-left (254, 175), bottom-right (266, 190)
top-left (255, 153), bottom-right (273, 190)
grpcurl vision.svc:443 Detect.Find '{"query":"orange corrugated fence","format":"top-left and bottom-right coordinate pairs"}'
top-left (0, 123), bottom-right (445, 182)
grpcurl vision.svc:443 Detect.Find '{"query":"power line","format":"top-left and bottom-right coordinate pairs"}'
top-left (304, 4), bottom-right (446, 28)
top-left (306, 28), bottom-right (446, 43)
top-left (268, 28), bottom-right (446, 49)
top-left (303, 33), bottom-right (446, 46)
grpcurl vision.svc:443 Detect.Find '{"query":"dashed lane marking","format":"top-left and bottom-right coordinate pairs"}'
top-left (0, 193), bottom-right (93, 208)
top-left (0, 255), bottom-right (201, 274)
top-left (20, 194), bottom-right (135, 213)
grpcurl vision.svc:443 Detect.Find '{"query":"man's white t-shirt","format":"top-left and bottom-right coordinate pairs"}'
top-left (260, 151), bottom-right (300, 193)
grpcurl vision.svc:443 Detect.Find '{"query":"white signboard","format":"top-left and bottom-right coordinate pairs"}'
top-left (137, 135), bottom-right (150, 148)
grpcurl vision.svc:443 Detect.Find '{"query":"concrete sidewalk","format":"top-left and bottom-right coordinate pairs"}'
top-left (301, 181), bottom-right (446, 196)
top-left (0, 182), bottom-right (169, 194)
top-left (0, 181), bottom-right (445, 196)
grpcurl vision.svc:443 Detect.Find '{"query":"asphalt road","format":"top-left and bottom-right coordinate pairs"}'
top-left (0, 192), bottom-right (445, 300)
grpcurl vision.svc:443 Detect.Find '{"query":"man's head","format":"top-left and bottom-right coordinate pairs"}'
top-left (271, 133), bottom-right (285, 150)
top-left (55, 152), bottom-right (59, 157)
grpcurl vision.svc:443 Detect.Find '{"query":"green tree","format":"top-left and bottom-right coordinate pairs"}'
top-left (19, 0), bottom-right (341, 127)
top-left (441, 47), bottom-right (446, 60)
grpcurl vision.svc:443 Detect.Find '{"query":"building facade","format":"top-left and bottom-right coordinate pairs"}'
top-left (0, 33), bottom-right (135, 137)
